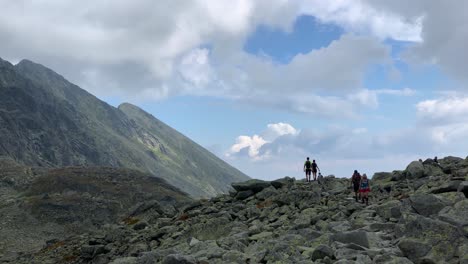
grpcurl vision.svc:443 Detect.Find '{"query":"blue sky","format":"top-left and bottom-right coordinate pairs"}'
top-left (2, 1), bottom-right (468, 180)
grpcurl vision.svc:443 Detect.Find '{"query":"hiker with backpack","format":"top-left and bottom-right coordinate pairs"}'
top-left (311, 160), bottom-right (319, 181)
top-left (359, 173), bottom-right (371, 205)
top-left (350, 170), bottom-right (361, 202)
top-left (304, 157), bottom-right (312, 182)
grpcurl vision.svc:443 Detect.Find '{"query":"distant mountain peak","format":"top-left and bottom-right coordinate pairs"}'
top-left (0, 57), bottom-right (13, 69)
top-left (15, 59), bottom-right (68, 83)
top-left (0, 57), bottom-right (249, 197)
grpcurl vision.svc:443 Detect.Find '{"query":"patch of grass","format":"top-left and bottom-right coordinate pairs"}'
top-left (62, 254), bottom-right (78, 262)
top-left (40, 241), bottom-right (65, 253)
top-left (178, 213), bottom-right (189, 221)
top-left (123, 217), bottom-right (139, 225)
top-left (256, 199), bottom-right (273, 209)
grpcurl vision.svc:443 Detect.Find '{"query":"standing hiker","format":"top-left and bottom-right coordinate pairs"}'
top-left (350, 170), bottom-right (361, 202)
top-left (359, 173), bottom-right (371, 205)
top-left (304, 157), bottom-right (312, 182)
top-left (312, 159), bottom-right (319, 181)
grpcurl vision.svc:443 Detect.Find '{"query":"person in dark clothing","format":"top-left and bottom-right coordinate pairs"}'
top-left (351, 170), bottom-right (361, 202)
top-left (304, 157), bottom-right (312, 182)
top-left (311, 160), bottom-right (319, 181)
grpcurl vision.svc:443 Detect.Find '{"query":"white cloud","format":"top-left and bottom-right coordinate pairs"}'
top-left (361, 1), bottom-right (468, 84)
top-left (416, 96), bottom-right (468, 124)
top-left (226, 117), bottom-right (468, 179)
top-left (226, 122), bottom-right (298, 160)
top-left (264, 123), bottom-right (299, 140)
top-left (227, 135), bottom-right (268, 160)
top-left (299, 0), bottom-right (423, 42)
top-left (376, 88), bottom-right (415, 96)
top-left (0, 1), bottom-right (399, 118)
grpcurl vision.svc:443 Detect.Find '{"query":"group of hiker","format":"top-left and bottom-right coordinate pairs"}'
top-left (303, 157), bottom-right (371, 205)
top-left (303, 157), bottom-right (319, 182)
top-left (350, 170), bottom-right (370, 205)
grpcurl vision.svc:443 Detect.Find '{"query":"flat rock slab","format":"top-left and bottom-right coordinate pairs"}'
top-left (409, 194), bottom-right (445, 216)
top-left (330, 230), bottom-right (369, 248)
top-left (231, 180), bottom-right (271, 193)
top-left (249, 232), bottom-right (273, 241)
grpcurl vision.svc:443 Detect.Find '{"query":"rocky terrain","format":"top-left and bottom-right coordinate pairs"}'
top-left (0, 157), bottom-right (191, 259)
top-left (8, 156), bottom-right (467, 264)
top-left (0, 57), bottom-right (249, 197)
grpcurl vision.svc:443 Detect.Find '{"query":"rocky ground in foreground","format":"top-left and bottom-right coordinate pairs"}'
top-left (0, 158), bottom-right (190, 259)
top-left (9, 156), bottom-right (468, 264)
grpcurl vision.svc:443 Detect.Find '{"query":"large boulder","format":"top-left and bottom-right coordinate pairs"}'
top-left (271, 177), bottom-right (295, 189)
top-left (430, 180), bottom-right (462, 194)
top-left (396, 213), bottom-right (464, 262)
top-left (458, 181), bottom-right (468, 198)
top-left (375, 200), bottom-right (402, 220)
top-left (409, 194), bottom-right (445, 217)
top-left (231, 179), bottom-right (271, 193)
top-left (405, 161), bottom-right (425, 179)
top-left (398, 238), bottom-right (431, 261)
top-left (438, 200), bottom-right (468, 227)
top-left (372, 172), bottom-right (392, 182)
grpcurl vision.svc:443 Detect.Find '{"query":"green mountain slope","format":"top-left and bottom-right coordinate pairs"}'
top-left (0, 57), bottom-right (249, 197)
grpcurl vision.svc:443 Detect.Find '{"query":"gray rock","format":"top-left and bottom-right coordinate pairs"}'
top-left (406, 161), bottom-right (425, 179)
top-left (311, 244), bottom-right (334, 261)
top-left (372, 172), bottom-right (392, 182)
top-left (375, 200), bottom-right (402, 220)
top-left (110, 257), bottom-right (138, 264)
top-left (430, 180), bottom-right (462, 194)
top-left (330, 230), bottom-right (369, 248)
top-left (458, 181), bottom-right (468, 198)
top-left (255, 186), bottom-right (278, 200)
top-left (249, 231), bottom-right (273, 241)
top-left (438, 199), bottom-right (468, 226)
top-left (235, 190), bottom-right (254, 200)
top-left (398, 238), bottom-right (431, 261)
top-left (409, 194), bottom-right (445, 216)
top-left (271, 177), bottom-right (295, 189)
top-left (161, 254), bottom-right (197, 264)
top-left (373, 255), bottom-right (413, 264)
top-left (133, 221), bottom-right (148, 231)
top-left (231, 179), bottom-right (271, 193)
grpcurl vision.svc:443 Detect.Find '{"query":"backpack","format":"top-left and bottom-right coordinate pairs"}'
top-left (352, 173), bottom-right (361, 183)
top-left (305, 160), bottom-right (311, 169)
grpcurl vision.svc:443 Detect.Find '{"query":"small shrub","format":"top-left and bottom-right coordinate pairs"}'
top-left (178, 213), bottom-right (189, 221)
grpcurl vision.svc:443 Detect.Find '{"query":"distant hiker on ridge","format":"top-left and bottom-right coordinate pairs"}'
top-left (359, 173), bottom-right (371, 205)
top-left (350, 170), bottom-right (361, 202)
top-left (304, 157), bottom-right (312, 182)
top-left (311, 159), bottom-right (319, 181)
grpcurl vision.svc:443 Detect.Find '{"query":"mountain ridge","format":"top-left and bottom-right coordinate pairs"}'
top-left (0, 57), bottom-right (249, 197)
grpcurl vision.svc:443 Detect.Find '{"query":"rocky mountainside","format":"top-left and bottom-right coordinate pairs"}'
top-left (12, 156), bottom-right (468, 264)
top-left (0, 157), bottom-right (191, 259)
top-left (0, 57), bottom-right (249, 197)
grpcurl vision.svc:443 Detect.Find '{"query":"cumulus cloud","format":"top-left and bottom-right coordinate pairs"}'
top-left (361, 1), bottom-right (468, 83)
top-left (299, 0), bottom-right (423, 42)
top-left (417, 97), bottom-right (468, 122)
top-left (225, 117), bottom-right (468, 178)
top-left (226, 122), bottom-right (299, 160)
top-left (0, 0), bottom-right (404, 118)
